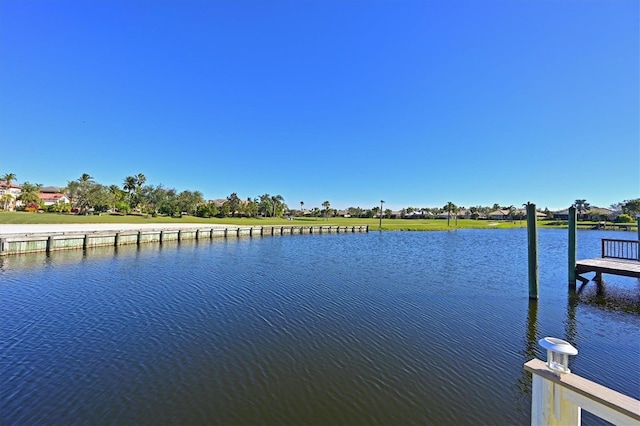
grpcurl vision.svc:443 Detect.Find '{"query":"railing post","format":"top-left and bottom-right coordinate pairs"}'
top-left (531, 374), bottom-right (581, 425)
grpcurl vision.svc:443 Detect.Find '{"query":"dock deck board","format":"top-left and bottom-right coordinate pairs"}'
top-left (576, 258), bottom-right (640, 279)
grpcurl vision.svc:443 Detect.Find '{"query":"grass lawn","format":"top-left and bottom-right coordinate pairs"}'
top-left (0, 211), bottom-right (583, 231)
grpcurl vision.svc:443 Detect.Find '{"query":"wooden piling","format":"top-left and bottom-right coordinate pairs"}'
top-left (526, 202), bottom-right (539, 299)
top-left (46, 236), bottom-right (53, 253)
top-left (568, 206), bottom-right (577, 289)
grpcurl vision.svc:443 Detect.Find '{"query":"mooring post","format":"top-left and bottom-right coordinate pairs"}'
top-left (526, 202), bottom-right (539, 299)
top-left (568, 206), bottom-right (577, 289)
top-left (636, 215), bottom-right (640, 241)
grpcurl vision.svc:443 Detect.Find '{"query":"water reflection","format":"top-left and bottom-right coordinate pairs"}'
top-left (515, 299), bottom-right (539, 417)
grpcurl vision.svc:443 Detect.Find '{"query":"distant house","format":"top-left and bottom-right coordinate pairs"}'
top-left (553, 207), bottom-right (617, 221)
top-left (586, 207), bottom-right (617, 221)
top-left (0, 181), bottom-right (22, 211)
top-left (40, 186), bottom-right (62, 194)
top-left (488, 209), bottom-right (511, 220)
top-left (436, 209), bottom-right (470, 220)
top-left (404, 211), bottom-right (430, 219)
top-left (39, 192), bottom-right (70, 207)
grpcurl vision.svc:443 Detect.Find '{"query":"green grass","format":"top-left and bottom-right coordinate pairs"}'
top-left (2, 212), bottom-right (636, 231)
top-left (0, 211), bottom-right (569, 231)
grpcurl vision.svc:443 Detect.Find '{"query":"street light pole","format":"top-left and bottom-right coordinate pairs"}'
top-left (380, 200), bottom-right (385, 230)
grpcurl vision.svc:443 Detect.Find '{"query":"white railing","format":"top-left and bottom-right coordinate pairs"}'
top-left (525, 358), bottom-right (640, 425)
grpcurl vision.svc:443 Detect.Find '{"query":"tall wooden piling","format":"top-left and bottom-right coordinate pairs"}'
top-left (526, 202), bottom-right (539, 299)
top-left (568, 206), bottom-right (577, 289)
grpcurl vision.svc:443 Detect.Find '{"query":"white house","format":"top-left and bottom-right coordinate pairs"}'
top-left (0, 181), bottom-right (22, 211)
top-left (39, 192), bottom-right (70, 207)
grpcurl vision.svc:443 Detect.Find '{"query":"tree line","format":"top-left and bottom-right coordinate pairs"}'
top-left (2, 171), bottom-right (639, 222)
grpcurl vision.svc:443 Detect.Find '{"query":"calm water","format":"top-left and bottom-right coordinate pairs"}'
top-left (1, 229), bottom-right (639, 425)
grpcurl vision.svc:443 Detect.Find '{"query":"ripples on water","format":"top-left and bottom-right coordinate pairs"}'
top-left (1, 229), bottom-right (638, 425)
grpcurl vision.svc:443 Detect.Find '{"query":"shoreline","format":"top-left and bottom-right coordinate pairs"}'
top-left (0, 224), bottom-right (369, 256)
top-left (0, 223), bottom-right (234, 237)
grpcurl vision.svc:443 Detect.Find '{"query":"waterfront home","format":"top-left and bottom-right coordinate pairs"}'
top-left (38, 192), bottom-right (71, 207)
top-left (553, 207), bottom-right (618, 221)
top-left (0, 181), bottom-right (22, 211)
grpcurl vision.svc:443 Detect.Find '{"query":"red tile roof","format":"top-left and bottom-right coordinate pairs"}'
top-left (0, 181), bottom-right (21, 189)
top-left (38, 193), bottom-right (66, 201)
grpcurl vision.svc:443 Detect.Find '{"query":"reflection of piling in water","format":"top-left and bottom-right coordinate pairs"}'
top-left (565, 291), bottom-right (578, 347)
top-left (515, 300), bottom-right (540, 419)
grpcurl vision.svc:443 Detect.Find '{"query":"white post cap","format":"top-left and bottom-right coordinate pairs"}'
top-left (539, 337), bottom-right (578, 355)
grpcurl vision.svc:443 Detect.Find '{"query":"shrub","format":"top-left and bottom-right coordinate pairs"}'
top-left (615, 214), bottom-right (633, 223)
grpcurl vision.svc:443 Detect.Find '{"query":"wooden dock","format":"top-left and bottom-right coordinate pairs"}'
top-left (576, 238), bottom-right (640, 281)
top-left (576, 258), bottom-right (640, 279)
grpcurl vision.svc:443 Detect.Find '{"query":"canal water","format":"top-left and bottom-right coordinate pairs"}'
top-left (1, 229), bottom-right (638, 425)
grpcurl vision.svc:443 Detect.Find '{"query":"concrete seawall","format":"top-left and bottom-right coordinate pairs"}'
top-left (0, 224), bottom-right (369, 256)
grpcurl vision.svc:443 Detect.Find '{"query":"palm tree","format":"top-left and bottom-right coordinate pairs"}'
top-left (1, 172), bottom-right (16, 210)
top-left (271, 194), bottom-right (285, 217)
top-left (108, 185), bottom-right (124, 210)
top-left (80, 173), bottom-right (93, 183)
top-left (18, 182), bottom-right (42, 207)
top-left (455, 205), bottom-right (464, 227)
top-left (443, 201), bottom-right (456, 227)
top-left (136, 173), bottom-right (146, 189)
top-left (574, 199), bottom-right (591, 220)
top-left (123, 176), bottom-right (137, 208)
top-left (300, 201), bottom-right (304, 217)
top-left (322, 200), bottom-right (331, 220)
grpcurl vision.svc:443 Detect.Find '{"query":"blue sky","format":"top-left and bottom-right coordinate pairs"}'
top-left (1, 0), bottom-right (638, 212)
